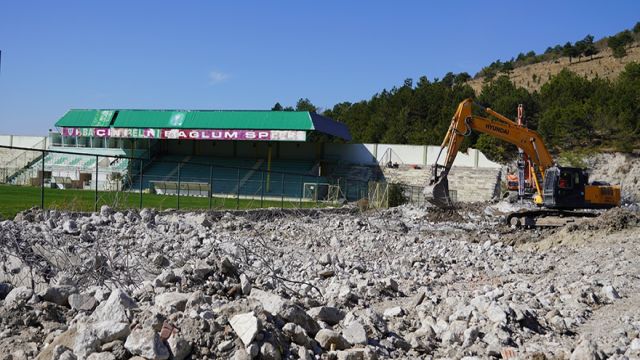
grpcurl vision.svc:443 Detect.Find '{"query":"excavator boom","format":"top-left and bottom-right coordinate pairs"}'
top-left (425, 99), bottom-right (554, 207)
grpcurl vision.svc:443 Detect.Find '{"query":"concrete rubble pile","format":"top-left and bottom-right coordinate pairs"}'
top-left (1, 203), bottom-right (639, 359)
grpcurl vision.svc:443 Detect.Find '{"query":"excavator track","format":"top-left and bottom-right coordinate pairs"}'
top-left (506, 209), bottom-right (600, 228)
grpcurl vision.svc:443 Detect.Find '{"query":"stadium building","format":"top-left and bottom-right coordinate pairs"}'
top-left (21, 109), bottom-right (378, 202)
top-left (0, 108), bottom-right (503, 205)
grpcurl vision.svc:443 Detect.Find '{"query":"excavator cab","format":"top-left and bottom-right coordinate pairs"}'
top-left (542, 167), bottom-right (620, 209)
top-left (542, 167), bottom-right (587, 209)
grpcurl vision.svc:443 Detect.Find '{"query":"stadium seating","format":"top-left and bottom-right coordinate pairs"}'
top-left (129, 155), bottom-right (328, 199)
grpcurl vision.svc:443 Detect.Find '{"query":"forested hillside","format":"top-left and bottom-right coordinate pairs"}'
top-left (276, 23), bottom-right (640, 162)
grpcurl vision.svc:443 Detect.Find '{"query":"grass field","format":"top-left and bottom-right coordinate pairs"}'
top-left (0, 184), bottom-right (329, 220)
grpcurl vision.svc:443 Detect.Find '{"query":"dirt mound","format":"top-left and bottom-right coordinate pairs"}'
top-left (517, 207), bottom-right (640, 251)
top-left (426, 208), bottom-right (464, 222)
top-left (569, 207), bottom-right (640, 232)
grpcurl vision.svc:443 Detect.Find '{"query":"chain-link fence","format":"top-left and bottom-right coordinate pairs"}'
top-left (0, 145), bottom-right (386, 218)
top-left (365, 181), bottom-right (457, 208)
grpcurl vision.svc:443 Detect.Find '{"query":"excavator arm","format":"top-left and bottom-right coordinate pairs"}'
top-left (425, 98), bottom-right (554, 208)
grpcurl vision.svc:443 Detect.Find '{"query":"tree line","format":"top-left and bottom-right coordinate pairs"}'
top-left (275, 62), bottom-right (640, 162)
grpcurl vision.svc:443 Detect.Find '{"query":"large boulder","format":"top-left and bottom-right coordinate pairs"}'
top-left (4, 286), bottom-right (33, 309)
top-left (342, 321), bottom-right (367, 345)
top-left (73, 325), bottom-right (100, 358)
top-left (315, 329), bottom-right (350, 351)
top-left (91, 289), bottom-right (138, 323)
top-left (154, 292), bottom-right (191, 313)
top-left (229, 311), bottom-right (261, 346)
top-left (41, 285), bottom-right (77, 307)
top-left (570, 339), bottom-right (602, 360)
top-left (167, 335), bottom-right (192, 360)
top-left (308, 306), bottom-right (345, 326)
top-left (91, 321), bottom-right (131, 343)
top-left (249, 288), bottom-right (287, 315)
top-left (281, 305), bottom-right (320, 337)
top-left (124, 328), bottom-right (170, 360)
top-left (283, 323), bottom-right (311, 346)
top-left (68, 293), bottom-right (98, 311)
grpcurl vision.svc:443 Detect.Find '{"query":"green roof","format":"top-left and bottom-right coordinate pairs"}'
top-left (55, 109), bottom-right (352, 140)
top-left (113, 110), bottom-right (314, 130)
top-left (55, 110), bottom-right (115, 127)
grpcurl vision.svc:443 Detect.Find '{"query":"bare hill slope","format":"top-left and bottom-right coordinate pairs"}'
top-left (468, 44), bottom-right (640, 93)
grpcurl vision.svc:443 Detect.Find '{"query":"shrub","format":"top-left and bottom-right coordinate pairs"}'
top-left (388, 183), bottom-right (408, 207)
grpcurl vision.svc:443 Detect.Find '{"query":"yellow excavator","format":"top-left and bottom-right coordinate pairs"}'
top-left (424, 98), bottom-right (621, 227)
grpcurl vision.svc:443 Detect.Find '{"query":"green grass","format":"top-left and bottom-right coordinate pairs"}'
top-left (0, 184), bottom-right (331, 220)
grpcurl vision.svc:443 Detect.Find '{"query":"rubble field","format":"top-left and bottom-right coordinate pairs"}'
top-left (0, 203), bottom-right (639, 360)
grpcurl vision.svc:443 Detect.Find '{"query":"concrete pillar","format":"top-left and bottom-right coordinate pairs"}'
top-left (373, 144), bottom-right (378, 163)
top-left (423, 145), bottom-right (428, 166)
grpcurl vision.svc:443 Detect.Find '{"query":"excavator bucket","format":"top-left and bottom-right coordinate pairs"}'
top-left (424, 176), bottom-right (453, 208)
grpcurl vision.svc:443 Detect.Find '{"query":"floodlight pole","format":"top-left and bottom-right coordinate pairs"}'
top-left (177, 163), bottom-right (181, 210)
top-left (208, 165), bottom-right (213, 210)
top-left (280, 173), bottom-right (284, 209)
top-left (299, 175), bottom-right (303, 208)
top-left (94, 155), bottom-right (99, 212)
top-left (40, 149), bottom-right (45, 209)
top-left (236, 168), bottom-right (240, 210)
top-left (260, 170), bottom-right (265, 208)
top-left (139, 159), bottom-right (143, 209)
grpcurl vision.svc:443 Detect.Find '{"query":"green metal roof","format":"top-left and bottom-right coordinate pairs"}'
top-left (55, 109), bottom-right (352, 140)
top-left (114, 110), bottom-right (314, 130)
top-left (55, 110), bottom-right (115, 127)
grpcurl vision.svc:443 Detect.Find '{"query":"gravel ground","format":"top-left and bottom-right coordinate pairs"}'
top-left (0, 203), bottom-right (639, 359)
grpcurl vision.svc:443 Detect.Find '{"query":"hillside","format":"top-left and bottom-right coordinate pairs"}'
top-left (468, 43), bottom-right (640, 93)
top-left (288, 25), bottom-right (640, 160)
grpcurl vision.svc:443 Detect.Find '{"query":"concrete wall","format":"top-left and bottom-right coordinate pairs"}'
top-left (324, 144), bottom-right (377, 164)
top-left (323, 143), bottom-right (501, 169)
top-left (0, 135), bottom-right (11, 146)
top-left (377, 144), bottom-right (426, 165)
top-left (0, 135), bottom-right (47, 149)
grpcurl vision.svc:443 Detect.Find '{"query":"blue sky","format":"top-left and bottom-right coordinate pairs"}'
top-left (1, 0), bottom-right (639, 135)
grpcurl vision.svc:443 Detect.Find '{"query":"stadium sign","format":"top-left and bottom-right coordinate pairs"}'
top-left (61, 127), bottom-right (307, 142)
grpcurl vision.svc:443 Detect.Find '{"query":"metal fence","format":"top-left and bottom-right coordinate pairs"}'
top-left (400, 183), bottom-right (456, 206)
top-left (0, 145), bottom-right (382, 215)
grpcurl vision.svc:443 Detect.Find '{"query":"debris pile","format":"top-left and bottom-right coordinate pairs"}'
top-left (0, 204), bottom-right (639, 359)
top-left (572, 206), bottom-right (640, 232)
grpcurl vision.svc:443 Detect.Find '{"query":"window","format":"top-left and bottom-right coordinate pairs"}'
top-left (558, 171), bottom-right (573, 189)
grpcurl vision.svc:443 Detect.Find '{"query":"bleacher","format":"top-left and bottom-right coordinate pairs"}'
top-left (32, 153), bottom-right (130, 172)
top-left (130, 155), bottom-right (329, 199)
top-left (5, 152), bottom-right (132, 187)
